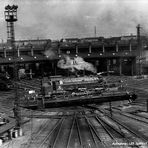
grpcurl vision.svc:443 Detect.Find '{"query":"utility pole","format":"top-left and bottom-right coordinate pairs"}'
top-left (4, 5), bottom-right (21, 128)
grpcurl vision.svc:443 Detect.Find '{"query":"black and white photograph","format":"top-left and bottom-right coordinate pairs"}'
top-left (0, 0), bottom-right (148, 147)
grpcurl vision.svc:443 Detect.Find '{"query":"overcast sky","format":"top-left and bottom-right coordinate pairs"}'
top-left (0, 0), bottom-right (148, 41)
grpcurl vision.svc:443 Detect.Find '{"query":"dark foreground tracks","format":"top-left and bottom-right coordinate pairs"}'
top-left (21, 108), bottom-right (148, 148)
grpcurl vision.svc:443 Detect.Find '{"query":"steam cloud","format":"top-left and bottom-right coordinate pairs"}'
top-left (44, 47), bottom-right (56, 59)
top-left (44, 44), bottom-right (96, 73)
top-left (57, 55), bottom-right (97, 73)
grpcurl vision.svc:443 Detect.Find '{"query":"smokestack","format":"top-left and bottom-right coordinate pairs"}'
top-left (94, 26), bottom-right (96, 37)
top-left (137, 24), bottom-right (141, 44)
top-left (136, 24), bottom-right (142, 75)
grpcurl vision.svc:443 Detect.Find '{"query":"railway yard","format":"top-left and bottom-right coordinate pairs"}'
top-left (0, 76), bottom-right (148, 148)
top-left (1, 1), bottom-right (148, 148)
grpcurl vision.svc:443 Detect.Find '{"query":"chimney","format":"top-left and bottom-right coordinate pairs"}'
top-left (137, 24), bottom-right (141, 44)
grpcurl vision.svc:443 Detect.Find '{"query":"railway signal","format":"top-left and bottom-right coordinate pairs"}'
top-left (4, 5), bottom-right (21, 129)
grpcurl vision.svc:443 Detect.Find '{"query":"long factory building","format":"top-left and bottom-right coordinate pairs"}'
top-left (0, 34), bottom-right (148, 77)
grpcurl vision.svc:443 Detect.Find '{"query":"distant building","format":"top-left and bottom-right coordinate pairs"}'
top-left (0, 34), bottom-right (148, 77)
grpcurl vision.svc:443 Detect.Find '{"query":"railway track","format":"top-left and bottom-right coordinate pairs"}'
top-left (19, 77), bottom-right (148, 148)
top-left (90, 105), bottom-right (148, 145)
top-left (0, 78), bottom-right (42, 117)
top-left (16, 78), bottom-right (41, 93)
top-left (132, 111), bottom-right (148, 120)
top-left (1, 77), bottom-right (148, 148)
top-left (20, 108), bottom-right (148, 148)
top-left (109, 107), bottom-right (148, 124)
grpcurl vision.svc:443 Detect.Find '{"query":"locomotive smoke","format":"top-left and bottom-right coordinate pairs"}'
top-left (44, 47), bottom-right (56, 59)
top-left (44, 47), bottom-right (96, 73)
top-left (57, 55), bottom-right (97, 73)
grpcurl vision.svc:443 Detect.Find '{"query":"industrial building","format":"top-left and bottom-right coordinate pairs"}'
top-left (0, 26), bottom-right (148, 77)
top-left (1, 5), bottom-right (148, 77)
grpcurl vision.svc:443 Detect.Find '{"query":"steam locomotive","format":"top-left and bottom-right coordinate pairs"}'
top-left (21, 74), bottom-right (137, 109)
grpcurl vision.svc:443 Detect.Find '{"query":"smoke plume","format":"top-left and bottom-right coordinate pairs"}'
top-left (44, 47), bottom-right (56, 59)
top-left (57, 55), bottom-right (97, 73)
top-left (44, 45), bottom-right (96, 73)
